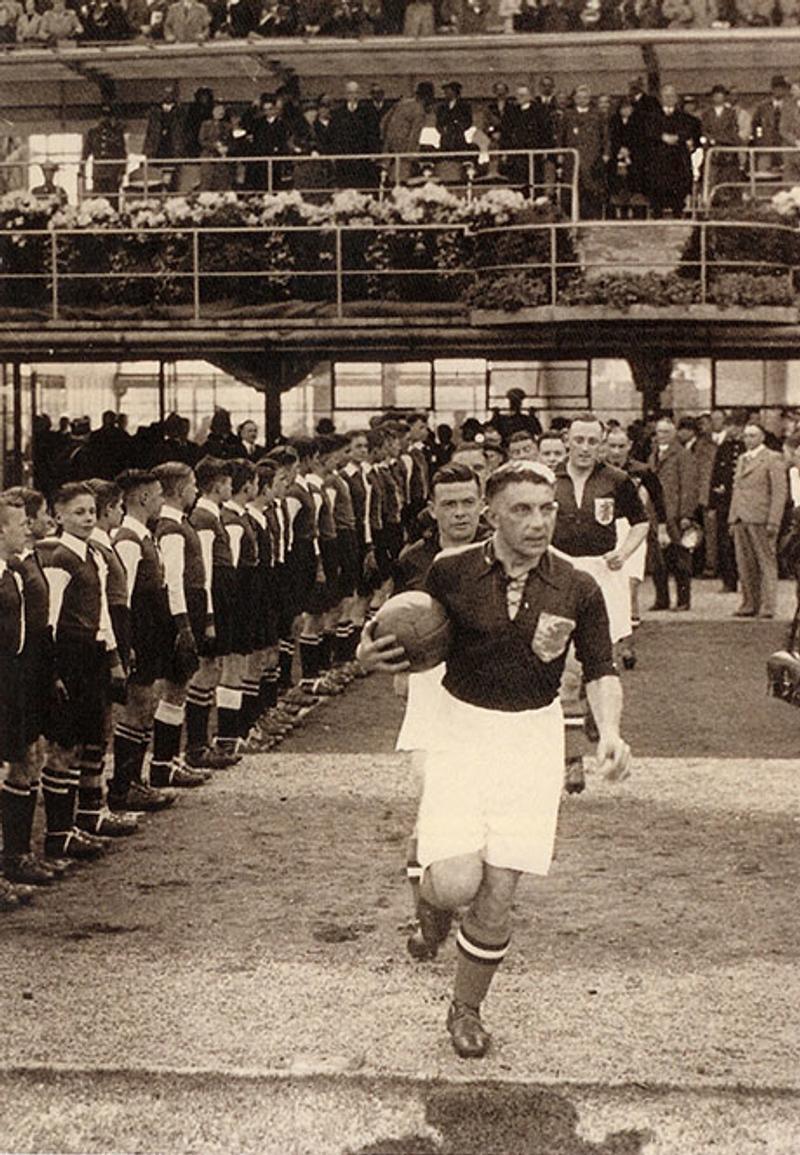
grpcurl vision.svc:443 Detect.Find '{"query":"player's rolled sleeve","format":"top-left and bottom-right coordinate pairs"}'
top-left (573, 578), bottom-right (617, 684)
top-left (160, 533), bottom-right (188, 617)
top-left (616, 475), bottom-right (649, 526)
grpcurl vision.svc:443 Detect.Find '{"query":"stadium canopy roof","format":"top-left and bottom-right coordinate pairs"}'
top-left (1, 28), bottom-right (799, 113)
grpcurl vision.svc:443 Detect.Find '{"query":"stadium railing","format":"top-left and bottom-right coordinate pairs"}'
top-left (702, 145), bottom-right (800, 208)
top-left (0, 149), bottom-right (579, 217)
top-left (0, 217), bottom-right (794, 321)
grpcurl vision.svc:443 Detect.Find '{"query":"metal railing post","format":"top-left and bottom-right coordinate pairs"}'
top-left (550, 223), bottom-right (558, 305)
top-left (749, 147), bottom-right (756, 201)
top-left (143, 157), bottom-right (149, 197)
top-left (335, 227), bottom-right (343, 318)
top-left (192, 229), bottom-right (200, 321)
top-left (50, 231), bottom-right (59, 321)
top-left (267, 159), bottom-right (273, 194)
top-left (528, 150), bottom-right (535, 202)
top-left (699, 220), bottom-right (707, 304)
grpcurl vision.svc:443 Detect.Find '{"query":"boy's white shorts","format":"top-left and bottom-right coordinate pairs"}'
top-left (416, 690), bottom-right (565, 876)
top-left (395, 662), bottom-right (446, 753)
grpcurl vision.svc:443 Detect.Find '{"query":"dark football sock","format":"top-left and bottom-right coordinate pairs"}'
top-left (260, 668), bottom-right (279, 711)
top-left (299, 634), bottom-right (321, 681)
top-left (185, 687), bottom-right (213, 753)
top-left (278, 640), bottom-right (294, 689)
top-left (42, 766), bottom-right (74, 837)
top-left (453, 910), bottom-right (511, 1010)
top-left (318, 631), bottom-right (334, 672)
top-left (1, 780), bottom-right (33, 860)
top-left (241, 679), bottom-right (261, 734)
top-left (335, 622), bottom-right (352, 665)
top-left (216, 686), bottom-right (242, 741)
top-left (150, 701), bottom-right (184, 787)
top-left (405, 835), bottom-right (422, 915)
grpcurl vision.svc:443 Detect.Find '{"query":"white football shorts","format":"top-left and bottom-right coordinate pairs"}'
top-left (395, 662), bottom-right (446, 753)
top-left (416, 690), bottom-right (565, 875)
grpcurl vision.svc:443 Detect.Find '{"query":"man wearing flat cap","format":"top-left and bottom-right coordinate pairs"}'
top-left (752, 75), bottom-right (789, 175)
top-left (700, 84), bottom-right (741, 204)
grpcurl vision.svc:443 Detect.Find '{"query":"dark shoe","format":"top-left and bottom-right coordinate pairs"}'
top-left (583, 710), bottom-right (599, 744)
top-left (240, 731), bottom-right (275, 754)
top-left (446, 1001), bottom-right (491, 1059)
top-left (672, 604), bottom-right (690, 612)
top-left (41, 856), bottom-right (73, 878)
top-left (406, 923), bottom-right (434, 962)
top-left (417, 896), bottom-right (453, 960)
top-left (170, 764), bottom-right (209, 788)
top-left (108, 782), bottom-right (177, 813)
top-left (0, 878), bottom-right (21, 911)
top-left (733, 609), bottom-right (756, 618)
top-left (185, 745), bottom-right (239, 771)
top-left (648, 602), bottom-right (670, 611)
top-left (4, 853), bottom-right (57, 886)
top-left (44, 829), bottom-right (106, 861)
top-left (564, 757), bottom-right (586, 795)
top-left (76, 808), bottom-right (139, 837)
top-left (760, 612), bottom-right (775, 620)
top-left (622, 652), bottom-right (637, 669)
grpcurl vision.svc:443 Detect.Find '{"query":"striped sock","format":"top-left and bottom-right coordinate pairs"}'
top-left (151, 701), bottom-right (185, 787)
top-left (185, 686), bottom-right (213, 753)
top-left (1, 779), bottom-right (34, 860)
top-left (453, 913), bottom-right (511, 1011)
top-left (42, 765), bottom-right (74, 837)
top-left (335, 622), bottom-right (352, 665)
top-left (299, 634), bottom-right (321, 682)
top-left (405, 835), bottom-right (423, 914)
top-left (260, 668), bottom-right (279, 711)
top-left (216, 686), bottom-right (242, 741)
top-left (278, 640), bottom-right (294, 689)
top-left (319, 632), bottom-right (334, 672)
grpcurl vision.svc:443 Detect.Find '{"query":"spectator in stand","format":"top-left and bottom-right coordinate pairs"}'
top-left (234, 419), bottom-right (265, 460)
top-left (651, 84), bottom-right (700, 217)
top-left (154, 412), bottom-right (200, 466)
top-left (208, 0), bottom-right (257, 33)
top-left (736, 0), bottom-right (773, 21)
top-left (127, 0), bottom-right (168, 35)
top-left (404, 0), bottom-right (434, 32)
top-left (382, 81), bottom-right (436, 182)
top-left (627, 78), bottom-right (660, 205)
top-left (362, 85), bottom-right (389, 155)
top-left (558, 83), bottom-right (607, 219)
top-left (436, 81), bottom-right (472, 181)
top-left (80, 0), bottom-right (132, 38)
top-left (164, 0), bottom-right (211, 38)
top-left (302, 96), bottom-right (335, 191)
top-left (83, 104), bottom-right (127, 200)
top-left (250, 0), bottom-right (298, 32)
top-left (199, 102), bottom-right (234, 190)
top-left (40, 0), bottom-right (83, 39)
top-left (246, 92), bottom-right (292, 191)
top-left (493, 388), bottom-right (542, 441)
top-left (779, 80), bottom-right (800, 182)
top-left (330, 81), bottom-right (375, 189)
top-left (728, 421), bottom-right (788, 618)
top-left (15, 0), bottom-right (43, 40)
top-left (708, 409), bottom-right (746, 591)
top-left (30, 162), bottom-right (68, 206)
top-left (143, 85), bottom-right (185, 192)
top-left (506, 84), bottom-right (554, 195)
top-left (201, 408), bottom-right (241, 459)
top-left (649, 415), bottom-right (698, 611)
top-left (751, 75), bottom-right (789, 175)
top-left (607, 95), bottom-right (645, 217)
top-left (701, 84), bottom-right (742, 203)
top-left (661, 0), bottom-right (694, 23)
top-left (0, 0), bottom-right (21, 42)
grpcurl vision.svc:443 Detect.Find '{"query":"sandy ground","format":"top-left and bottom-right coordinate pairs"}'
top-left (1, 594), bottom-right (799, 1153)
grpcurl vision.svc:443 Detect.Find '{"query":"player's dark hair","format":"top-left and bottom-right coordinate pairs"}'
top-left (1, 485), bottom-right (46, 519)
top-left (195, 455), bottom-right (231, 494)
top-left (114, 468), bottom-right (158, 496)
top-left (229, 458), bottom-right (257, 494)
top-left (677, 416), bottom-right (698, 434)
top-left (255, 460), bottom-right (278, 491)
top-left (262, 446), bottom-right (298, 468)
top-left (316, 434), bottom-right (339, 459)
top-left (345, 428), bottom-right (369, 445)
top-left (537, 430), bottom-right (566, 445)
top-left (52, 481), bottom-right (94, 508)
top-left (509, 430), bottom-right (535, 445)
top-left (451, 442), bottom-right (486, 460)
top-left (485, 461), bottom-right (556, 504)
top-left (85, 479), bottom-right (122, 516)
top-left (0, 495), bottom-right (25, 529)
top-left (290, 437), bottom-right (318, 462)
top-left (429, 463), bottom-right (481, 497)
top-left (152, 461), bottom-right (193, 498)
top-left (568, 411), bottom-right (604, 432)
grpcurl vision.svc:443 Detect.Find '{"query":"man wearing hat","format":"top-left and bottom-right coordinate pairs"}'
top-left (701, 84), bottom-right (741, 204)
top-left (437, 82), bottom-right (473, 154)
top-left (494, 389), bottom-right (542, 444)
top-left (752, 75), bottom-right (790, 175)
top-left (83, 105), bottom-right (127, 201)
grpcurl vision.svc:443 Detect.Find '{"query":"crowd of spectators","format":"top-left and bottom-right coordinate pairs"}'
top-left (2, 0), bottom-right (800, 44)
top-left (69, 74), bottom-right (796, 218)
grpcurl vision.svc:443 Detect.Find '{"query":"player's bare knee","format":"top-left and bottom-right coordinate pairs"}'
top-left (425, 854), bottom-right (484, 909)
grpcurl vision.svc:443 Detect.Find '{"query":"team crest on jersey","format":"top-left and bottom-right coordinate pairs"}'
top-left (532, 612), bottom-right (575, 663)
top-left (594, 497), bottom-right (615, 526)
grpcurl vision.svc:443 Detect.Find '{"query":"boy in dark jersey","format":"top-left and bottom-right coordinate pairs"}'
top-left (220, 459), bottom-right (262, 752)
top-left (339, 429), bottom-right (380, 647)
top-left (107, 470), bottom-right (177, 813)
top-left (186, 456), bottom-right (242, 767)
top-left (0, 494), bottom-right (36, 909)
top-left (150, 462), bottom-right (211, 787)
top-left (321, 434), bottom-right (361, 676)
top-left (39, 483), bottom-right (126, 860)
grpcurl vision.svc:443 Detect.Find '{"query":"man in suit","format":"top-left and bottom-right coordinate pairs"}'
top-left (163, 0), bottom-right (210, 39)
top-left (676, 415), bottom-right (716, 576)
top-left (751, 74), bottom-right (789, 175)
top-left (330, 80), bottom-right (375, 189)
top-left (728, 421), bottom-right (788, 618)
top-left (247, 93), bottom-right (290, 191)
top-left (506, 84), bottom-right (554, 195)
top-left (651, 84), bottom-right (701, 217)
top-left (558, 83), bottom-right (607, 219)
top-left (701, 84), bottom-right (741, 205)
top-left (708, 409), bottom-right (746, 591)
top-left (648, 415), bottom-right (698, 611)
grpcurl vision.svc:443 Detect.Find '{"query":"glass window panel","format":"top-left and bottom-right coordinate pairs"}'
top-left (715, 361), bottom-right (765, 408)
top-left (334, 363), bottom-right (382, 410)
top-left (489, 362), bottom-right (587, 408)
top-left (665, 359), bottom-right (712, 415)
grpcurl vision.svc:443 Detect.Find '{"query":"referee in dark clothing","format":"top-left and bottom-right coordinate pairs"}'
top-left (359, 461), bottom-right (630, 1060)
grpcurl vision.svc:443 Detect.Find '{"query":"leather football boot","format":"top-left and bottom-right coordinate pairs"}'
top-left (184, 745), bottom-right (239, 771)
top-left (416, 897), bottom-right (453, 960)
top-left (4, 853), bottom-right (57, 886)
top-left (76, 808), bottom-right (139, 837)
top-left (446, 1001), bottom-right (491, 1059)
top-left (44, 829), bottom-right (106, 861)
top-left (108, 782), bottom-right (177, 813)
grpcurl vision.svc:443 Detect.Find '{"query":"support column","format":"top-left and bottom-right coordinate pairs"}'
top-left (9, 361), bottom-right (23, 487)
top-left (265, 380), bottom-right (282, 448)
